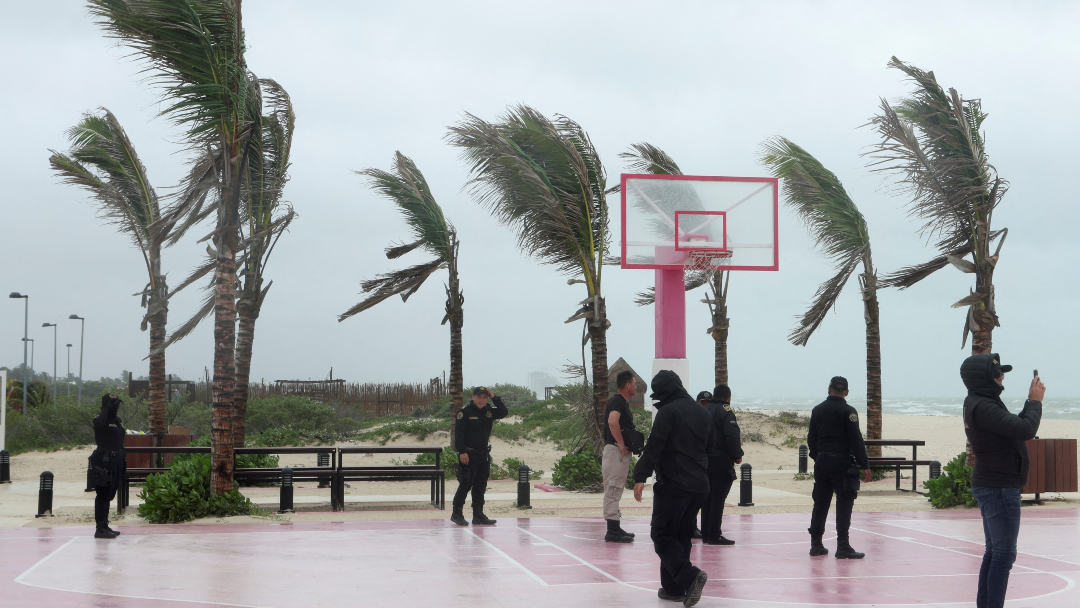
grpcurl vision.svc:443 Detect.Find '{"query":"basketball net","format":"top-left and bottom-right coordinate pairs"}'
top-left (683, 249), bottom-right (733, 273)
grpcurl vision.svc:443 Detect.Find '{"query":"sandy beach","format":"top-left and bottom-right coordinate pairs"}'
top-left (3, 411), bottom-right (1079, 528)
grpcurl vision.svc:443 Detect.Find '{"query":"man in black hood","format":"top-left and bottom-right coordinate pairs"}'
top-left (632, 370), bottom-right (713, 607)
top-left (961, 353), bottom-right (1044, 608)
top-left (90, 393), bottom-right (126, 539)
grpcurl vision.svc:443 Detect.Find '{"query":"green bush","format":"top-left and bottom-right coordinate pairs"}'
top-left (552, 448), bottom-right (602, 490)
top-left (490, 456), bottom-right (544, 480)
top-left (923, 452), bottom-right (977, 509)
top-left (137, 455), bottom-right (259, 523)
top-left (357, 418), bottom-right (450, 445)
top-left (625, 455), bottom-right (639, 490)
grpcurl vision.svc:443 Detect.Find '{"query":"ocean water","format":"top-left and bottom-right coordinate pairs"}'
top-left (737, 397), bottom-right (1080, 420)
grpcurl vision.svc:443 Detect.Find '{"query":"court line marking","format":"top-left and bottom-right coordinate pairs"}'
top-left (517, 527), bottom-right (639, 589)
top-left (467, 529), bottom-right (548, 586)
top-left (875, 519), bottom-right (1080, 569)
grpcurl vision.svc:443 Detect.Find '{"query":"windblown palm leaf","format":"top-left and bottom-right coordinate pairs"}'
top-left (759, 136), bottom-right (872, 345)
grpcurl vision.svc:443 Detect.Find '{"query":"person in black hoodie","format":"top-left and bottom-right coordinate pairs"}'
top-left (699, 384), bottom-right (743, 545)
top-left (633, 370), bottom-right (713, 607)
top-left (90, 393), bottom-right (126, 539)
top-left (961, 353), bottom-right (1044, 608)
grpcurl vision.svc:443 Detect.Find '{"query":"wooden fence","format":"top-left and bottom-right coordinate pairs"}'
top-left (165, 377), bottom-right (448, 417)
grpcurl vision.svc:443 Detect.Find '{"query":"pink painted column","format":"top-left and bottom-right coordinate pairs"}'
top-left (652, 231), bottom-right (687, 361)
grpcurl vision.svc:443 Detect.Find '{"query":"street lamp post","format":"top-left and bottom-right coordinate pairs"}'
top-left (66, 344), bottom-right (72, 397)
top-left (23, 338), bottom-right (34, 376)
top-left (43, 323), bottom-right (57, 408)
top-left (8, 293), bottom-right (28, 413)
top-left (69, 315), bottom-right (85, 406)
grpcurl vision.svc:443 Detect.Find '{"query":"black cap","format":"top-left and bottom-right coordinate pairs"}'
top-left (472, 386), bottom-right (489, 396)
top-left (829, 376), bottom-right (848, 391)
top-left (695, 391), bottom-right (712, 402)
top-left (990, 356), bottom-right (1013, 377)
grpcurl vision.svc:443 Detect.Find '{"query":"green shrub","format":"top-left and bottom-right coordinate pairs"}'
top-left (552, 448), bottom-right (602, 490)
top-left (491, 456), bottom-right (544, 480)
top-left (923, 452), bottom-right (977, 509)
top-left (137, 455), bottom-right (259, 523)
top-left (625, 455), bottom-right (639, 490)
top-left (357, 418), bottom-right (450, 445)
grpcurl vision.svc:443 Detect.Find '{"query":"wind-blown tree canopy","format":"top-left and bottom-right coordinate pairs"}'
top-left (759, 136), bottom-right (883, 451)
top-left (621, 143), bottom-right (733, 386)
top-left (866, 57), bottom-right (1008, 354)
top-left (90, 0), bottom-right (254, 494)
top-left (339, 152), bottom-right (465, 446)
top-left (447, 105), bottom-right (611, 435)
top-left (49, 108), bottom-right (173, 440)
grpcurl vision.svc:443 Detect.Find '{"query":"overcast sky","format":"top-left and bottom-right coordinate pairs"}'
top-left (1, 1), bottom-right (1076, 400)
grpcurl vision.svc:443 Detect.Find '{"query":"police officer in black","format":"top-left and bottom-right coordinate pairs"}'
top-left (451, 386), bottom-right (508, 526)
top-left (90, 393), bottom-right (126, 539)
top-left (700, 384), bottom-right (743, 545)
top-left (807, 376), bottom-right (870, 559)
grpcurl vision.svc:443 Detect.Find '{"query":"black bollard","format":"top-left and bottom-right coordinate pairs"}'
top-left (36, 471), bottom-right (55, 518)
top-left (278, 467), bottom-right (295, 514)
top-left (929, 460), bottom-right (941, 479)
top-left (738, 463), bottom-right (754, 507)
top-left (0, 449), bottom-right (10, 484)
top-left (798, 445), bottom-right (808, 475)
top-left (317, 452), bottom-right (331, 488)
top-left (517, 464), bottom-right (532, 509)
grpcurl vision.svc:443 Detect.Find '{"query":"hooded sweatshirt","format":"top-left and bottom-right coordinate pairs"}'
top-left (92, 394), bottom-right (126, 452)
top-left (632, 370), bottom-right (715, 493)
top-left (961, 353), bottom-right (1041, 488)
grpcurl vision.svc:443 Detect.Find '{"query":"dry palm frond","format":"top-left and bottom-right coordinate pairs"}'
top-left (338, 258), bottom-right (447, 322)
top-left (620, 142), bottom-right (684, 176)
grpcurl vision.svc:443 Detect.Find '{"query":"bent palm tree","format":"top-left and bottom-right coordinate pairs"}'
top-left (49, 109), bottom-right (174, 440)
top-left (338, 152), bottom-right (464, 446)
top-left (867, 57), bottom-right (1008, 355)
top-left (91, 0), bottom-right (254, 493)
top-left (448, 105), bottom-right (611, 433)
top-left (622, 143), bottom-right (733, 386)
top-left (759, 137), bottom-right (883, 453)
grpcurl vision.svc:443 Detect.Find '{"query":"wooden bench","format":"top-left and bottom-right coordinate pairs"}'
top-left (335, 446), bottom-right (445, 510)
top-left (864, 440), bottom-right (931, 493)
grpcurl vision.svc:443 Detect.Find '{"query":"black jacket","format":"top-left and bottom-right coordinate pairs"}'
top-left (704, 400), bottom-right (743, 470)
top-left (92, 394), bottom-right (126, 452)
top-left (961, 353), bottom-right (1042, 488)
top-left (807, 395), bottom-right (869, 469)
top-left (632, 371), bottom-right (715, 493)
top-left (455, 396), bottom-right (508, 454)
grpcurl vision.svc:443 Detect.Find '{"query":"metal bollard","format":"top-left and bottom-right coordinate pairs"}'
top-left (0, 450), bottom-right (10, 484)
top-left (798, 445), bottom-right (808, 475)
top-left (929, 460), bottom-right (941, 479)
top-left (278, 467), bottom-right (295, 514)
top-left (36, 471), bottom-right (55, 518)
top-left (517, 465), bottom-right (532, 509)
top-left (738, 463), bottom-right (754, 507)
top-left (317, 452), bottom-right (331, 488)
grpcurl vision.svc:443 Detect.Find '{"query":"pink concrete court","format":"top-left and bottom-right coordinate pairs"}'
top-left (3, 509), bottom-right (1079, 607)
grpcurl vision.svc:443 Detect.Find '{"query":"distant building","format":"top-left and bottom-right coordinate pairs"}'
top-left (608, 357), bottom-right (647, 410)
top-left (527, 370), bottom-right (558, 400)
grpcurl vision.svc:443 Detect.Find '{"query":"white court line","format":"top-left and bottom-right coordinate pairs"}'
top-left (876, 518), bottom-right (1080, 569)
top-left (517, 527), bottom-right (636, 588)
top-left (467, 529), bottom-right (548, 586)
top-left (13, 536), bottom-right (78, 584)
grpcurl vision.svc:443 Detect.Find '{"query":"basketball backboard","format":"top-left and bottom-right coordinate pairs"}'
top-left (620, 174), bottom-right (779, 271)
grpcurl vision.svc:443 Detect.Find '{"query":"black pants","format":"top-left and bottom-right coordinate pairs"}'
top-left (651, 482), bottom-right (708, 595)
top-left (453, 453), bottom-right (491, 511)
top-left (700, 461), bottom-right (734, 541)
top-left (809, 454), bottom-right (857, 540)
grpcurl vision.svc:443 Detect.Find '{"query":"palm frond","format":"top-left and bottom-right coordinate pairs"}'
top-left (789, 246), bottom-right (867, 346)
top-left (447, 105), bottom-right (609, 294)
top-left (633, 270), bottom-right (711, 306)
top-left (338, 258), bottom-right (446, 322)
top-left (150, 287), bottom-right (215, 356)
top-left (879, 229), bottom-right (1004, 289)
top-left (759, 137), bottom-right (870, 262)
top-left (357, 152), bottom-right (452, 262)
top-left (620, 143), bottom-right (683, 176)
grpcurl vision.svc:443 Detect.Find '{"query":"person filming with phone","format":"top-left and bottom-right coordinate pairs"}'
top-left (961, 354), bottom-right (1045, 608)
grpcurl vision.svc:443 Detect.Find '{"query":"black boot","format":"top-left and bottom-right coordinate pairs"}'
top-left (692, 527), bottom-right (703, 539)
top-left (809, 533), bottom-right (828, 556)
top-left (605, 519), bottom-right (632, 543)
top-left (472, 511), bottom-right (497, 525)
top-left (835, 537), bottom-right (865, 559)
top-left (105, 524), bottom-right (121, 536)
top-left (450, 508), bottom-right (468, 526)
top-left (616, 521), bottom-right (635, 540)
top-left (94, 523), bottom-right (118, 539)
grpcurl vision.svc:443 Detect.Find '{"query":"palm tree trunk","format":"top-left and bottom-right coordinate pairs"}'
top-left (210, 251), bottom-right (238, 495)
top-left (861, 257), bottom-right (882, 458)
top-left (709, 272), bottom-right (729, 387)
top-left (147, 313), bottom-right (167, 437)
top-left (233, 301), bottom-right (257, 449)
top-left (589, 301), bottom-right (609, 434)
top-left (445, 237), bottom-right (464, 451)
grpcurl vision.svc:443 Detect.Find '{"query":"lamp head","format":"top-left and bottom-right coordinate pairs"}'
top-left (66, 344), bottom-right (72, 348)
top-left (22, 338), bottom-right (33, 342)
top-left (43, 323), bottom-right (56, 327)
top-left (9, 292), bottom-right (26, 299)
top-left (69, 315), bottom-right (83, 320)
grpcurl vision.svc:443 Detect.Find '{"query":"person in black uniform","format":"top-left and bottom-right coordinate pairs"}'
top-left (633, 371), bottom-right (713, 607)
top-left (700, 384), bottom-right (743, 545)
top-left (451, 386), bottom-right (508, 526)
top-left (807, 376), bottom-right (871, 559)
top-left (90, 393), bottom-right (126, 539)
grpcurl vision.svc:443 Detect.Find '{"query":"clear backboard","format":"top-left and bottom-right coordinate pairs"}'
top-left (620, 174), bottom-right (779, 271)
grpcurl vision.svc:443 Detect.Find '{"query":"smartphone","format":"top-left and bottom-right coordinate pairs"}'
top-left (1034, 369), bottom-right (1039, 378)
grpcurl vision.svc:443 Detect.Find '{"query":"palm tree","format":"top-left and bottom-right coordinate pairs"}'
top-left (867, 57), bottom-right (1008, 355)
top-left (448, 105), bottom-right (611, 433)
top-left (759, 137), bottom-right (883, 453)
top-left (49, 109), bottom-right (174, 442)
top-left (621, 143), bottom-right (734, 386)
top-left (90, 0), bottom-right (254, 494)
top-left (338, 152), bottom-right (465, 445)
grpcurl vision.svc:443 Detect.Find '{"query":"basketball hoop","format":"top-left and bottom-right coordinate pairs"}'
top-left (683, 249), bottom-right (733, 273)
